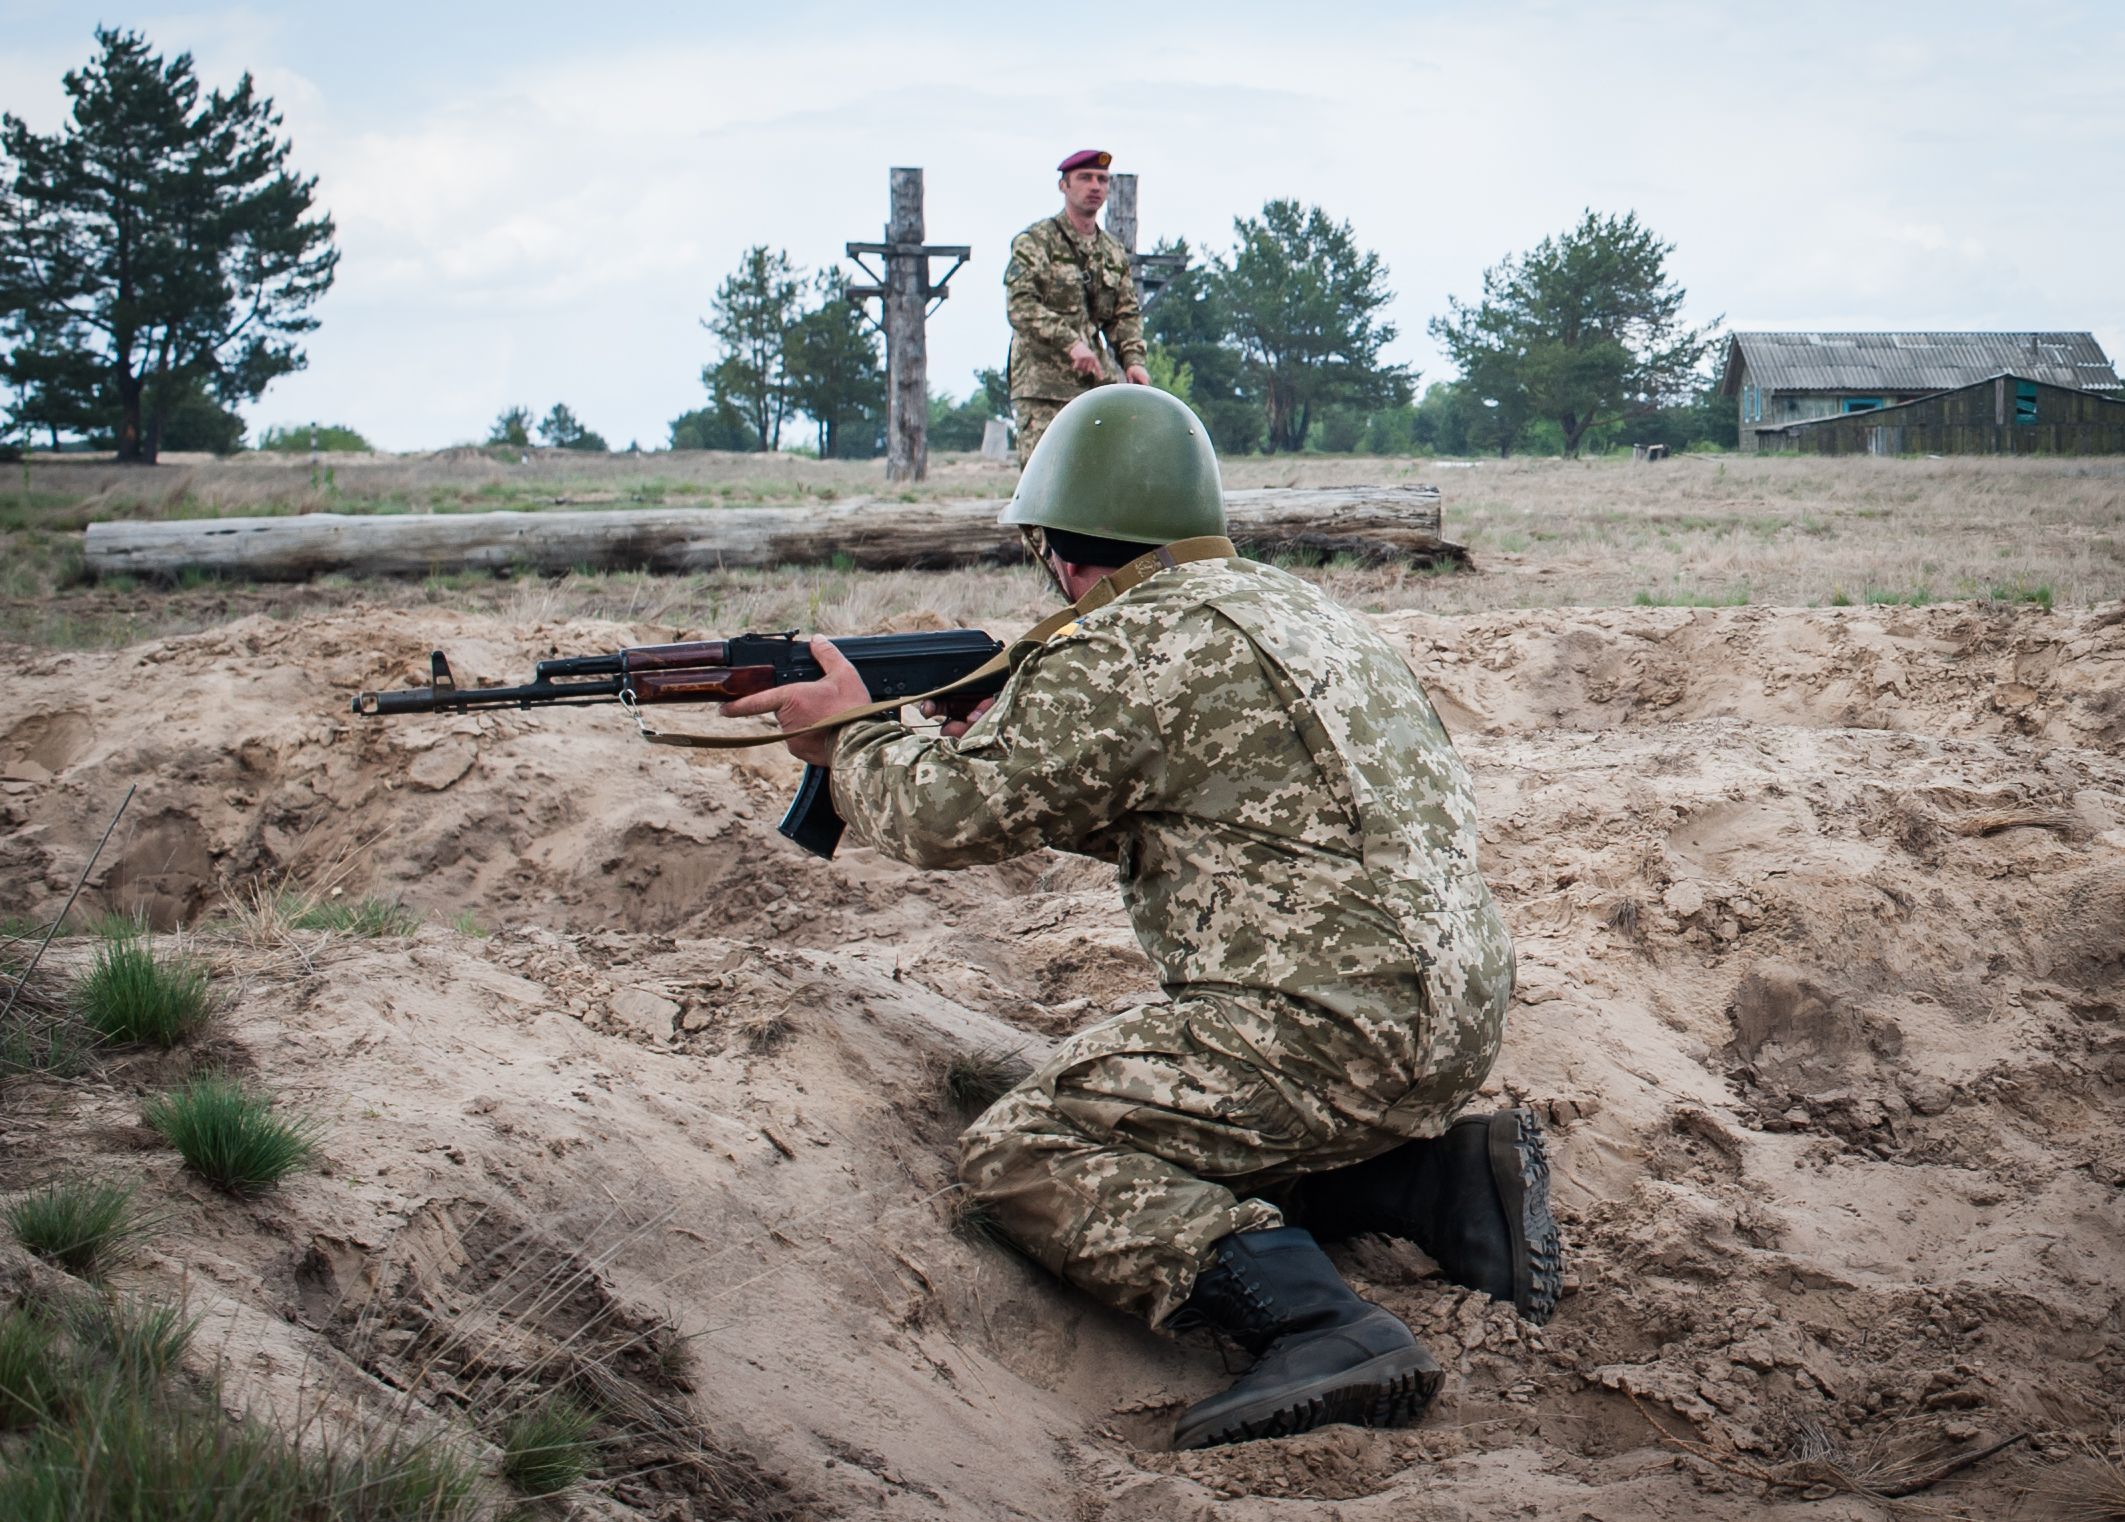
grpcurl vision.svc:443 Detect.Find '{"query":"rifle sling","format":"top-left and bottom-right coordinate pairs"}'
top-left (631, 535), bottom-right (1237, 750)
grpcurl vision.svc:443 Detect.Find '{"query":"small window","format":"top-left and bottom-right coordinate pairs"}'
top-left (1842, 397), bottom-right (1883, 414)
top-left (2015, 380), bottom-right (2037, 424)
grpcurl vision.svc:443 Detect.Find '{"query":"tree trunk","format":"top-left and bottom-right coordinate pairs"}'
top-left (84, 485), bottom-right (1458, 582)
top-left (115, 371), bottom-right (146, 463)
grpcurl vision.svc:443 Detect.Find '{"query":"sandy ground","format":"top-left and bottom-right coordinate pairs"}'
top-left (3, 590), bottom-right (2123, 1519)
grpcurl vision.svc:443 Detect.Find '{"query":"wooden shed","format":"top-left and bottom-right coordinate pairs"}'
top-left (1720, 332), bottom-right (2121, 454)
top-left (1757, 372), bottom-right (2125, 456)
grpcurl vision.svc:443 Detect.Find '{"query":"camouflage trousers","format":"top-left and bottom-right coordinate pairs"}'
top-left (958, 996), bottom-right (1464, 1328)
top-left (1011, 396), bottom-right (1067, 465)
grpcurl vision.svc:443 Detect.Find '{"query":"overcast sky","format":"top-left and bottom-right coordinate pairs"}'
top-left (4, 0), bottom-right (2121, 452)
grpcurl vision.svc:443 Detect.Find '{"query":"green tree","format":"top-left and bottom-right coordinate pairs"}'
top-left (487, 406), bottom-right (532, 447)
top-left (257, 421), bottom-right (371, 452)
top-left (1143, 343), bottom-right (1195, 408)
top-left (0, 28), bottom-right (337, 463)
top-left (669, 395), bottom-right (754, 451)
top-left (1144, 238), bottom-right (1259, 453)
top-left (1429, 210), bottom-right (1716, 459)
top-left (782, 270), bottom-right (883, 459)
top-left (927, 385), bottom-right (994, 453)
top-left (537, 403), bottom-right (607, 452)
top-left (704, 246), bottom-right (801, 451)
top-left (152, 379), bottom-right (245, 453)
top-left (1213, 202), bottom-right (1410, 454)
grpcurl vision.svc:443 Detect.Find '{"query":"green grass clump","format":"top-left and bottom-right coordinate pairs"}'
top-left (0, 1289), bottom-right (481, 1521)
top-left (5, 1180), bottom-right (142, 1279)
top-left (1630, 586), bottom-right (1751, 608)
top-left (67, 1296), bottom-right (197, 1384)
top-left (0, 1304), bottom-right (65, 1429)
top-left (143, 1076), bottom-right (320, 1195)
top-left (285, 895), bottom-right (420, 938)
top-left (498, 1393), bottom-right (597, 1497)
top-left (73, 926), bottom-right (212, 1048)
top-left (1985, 582), bottom-right (2054, 610)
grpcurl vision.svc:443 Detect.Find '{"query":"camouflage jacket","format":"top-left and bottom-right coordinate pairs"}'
top-left (1005, 215), bottom-right (1148, 401)
top-left (829, 557), bottom-right (1514, 1133)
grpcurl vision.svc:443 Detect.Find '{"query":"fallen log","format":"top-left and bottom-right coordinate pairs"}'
top-left (82, 485), bottom-right (1455, 582)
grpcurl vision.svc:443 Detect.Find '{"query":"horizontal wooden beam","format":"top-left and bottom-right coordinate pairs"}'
top-left (82, 486), bottom-right (1455, 583)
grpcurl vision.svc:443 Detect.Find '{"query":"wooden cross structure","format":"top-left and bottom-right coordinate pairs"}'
top-left (845, 167), bottom-right (969, 482)
top-left (1103, 173), bottom-right (1187, 310)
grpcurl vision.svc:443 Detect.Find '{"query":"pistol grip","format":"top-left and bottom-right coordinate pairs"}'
top-left (778, 764), bottom-right (846, 859)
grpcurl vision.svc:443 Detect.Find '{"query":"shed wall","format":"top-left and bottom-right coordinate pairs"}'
top-left (1763, 379), bottom-right (2125, 456)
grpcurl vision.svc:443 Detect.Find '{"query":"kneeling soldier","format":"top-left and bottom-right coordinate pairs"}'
top-left (725, 387), bottom-right (1561, 1448)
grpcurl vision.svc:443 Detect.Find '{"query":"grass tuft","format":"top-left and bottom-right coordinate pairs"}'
top-left (2027, 1434), bottom-right (2125, 1522)
top-left (946, 1191), bottom-right (1018, 1252)
top-left (67, 1294), bottom-right (198, 1385)
top-left (72, 924), bottom-right (213, 1048)
top-left (284, 895), bottom-right (420, 937)
top-left (0, 1303), bottom-right (64, 1430)
top-left (6, 1180), bottom-right (143, 1279)
top-left (143, 1075), bottom-right (320, 1195)
top-left (942, 1046), bottom-right (1033, 1113)
top-left (498, 1392), bottom-right (597, 1497)
top-left (2, 954), bottom-right (94, 1081)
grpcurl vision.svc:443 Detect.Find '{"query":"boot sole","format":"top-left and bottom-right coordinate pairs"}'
top-left (1488, 1108), bottom-right (1564, 1326)
top-left (1171, 1345), bottom-right (1444, 1451)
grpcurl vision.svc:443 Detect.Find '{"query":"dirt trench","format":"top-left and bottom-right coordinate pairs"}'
top-left (2, 600), bottom-right (2122, 1519)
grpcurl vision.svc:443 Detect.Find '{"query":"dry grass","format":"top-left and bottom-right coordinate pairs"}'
top-left (940, 1046), bottom-right (1034, 1114)
top-left (2028, 1430), bottom-right (2125, 1522)
top-left (3, 451), bottom-right (2121, 649)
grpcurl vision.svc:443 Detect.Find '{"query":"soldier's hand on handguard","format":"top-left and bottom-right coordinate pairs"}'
top-left (1124, 364), bottom-right (1150, 385)
top-left (1068, 339), bottom-right (1103, 377)
top-left (918, 694), bottom-right (997, 739)
top-left (721, 637), bottom-right (870, 768)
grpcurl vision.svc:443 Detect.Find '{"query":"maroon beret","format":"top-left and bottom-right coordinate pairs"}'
top-left (1057, 149), bottom-right (1112, 173)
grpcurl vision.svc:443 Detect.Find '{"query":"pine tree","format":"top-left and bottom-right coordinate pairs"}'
top-left (0, 28), bottom-right (338, 462)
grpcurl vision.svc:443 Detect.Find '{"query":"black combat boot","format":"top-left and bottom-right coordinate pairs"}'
top-left (1293, 1107), bottom-right (1562, 1324)
top-left (1167, 1226), bottom-right (1442, 1450)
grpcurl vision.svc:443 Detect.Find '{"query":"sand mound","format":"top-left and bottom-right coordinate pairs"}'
top-left (3, 600), bottom-right (2121, 1519)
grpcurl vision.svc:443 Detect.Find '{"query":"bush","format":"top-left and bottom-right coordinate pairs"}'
top-left (499, 1393), bottom-right (596, 1497)
top-left (72, 925), bottom-right (212, 1048)
top-left (256, 423), bottom-right (373, 453)
top-left (5, 1180), bottom-right (143, 1279)
top-left (143, 1075), bottom-right (319, 1195)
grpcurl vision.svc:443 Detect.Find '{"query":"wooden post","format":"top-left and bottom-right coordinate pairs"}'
top-left (1105, 173), bottom-right (1138, 255)
top-left (884, 168), bottom-right (927, 482)
top-left (845, 169), bottom-right (970, 483)
top-left (1104, 171), bottom-right (1184, 309)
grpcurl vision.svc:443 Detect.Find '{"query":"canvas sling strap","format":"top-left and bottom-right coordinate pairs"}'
top-left (626, 534), bottom-right (1237, 750)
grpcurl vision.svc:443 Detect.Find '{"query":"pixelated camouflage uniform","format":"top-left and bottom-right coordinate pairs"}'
top-left (829, 556), bottom-right (1514, 1326)
top-left (1005, 215), bottom-right (1148, 464)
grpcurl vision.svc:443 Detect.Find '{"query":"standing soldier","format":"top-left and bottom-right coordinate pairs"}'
top-left (1005, 148), bottom-right (1152, 465)
top-left (723, 387), bottom-right (1562, 1451)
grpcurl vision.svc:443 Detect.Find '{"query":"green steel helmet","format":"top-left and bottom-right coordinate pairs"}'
top-left (1001, 386), bottom-right (1225, 545)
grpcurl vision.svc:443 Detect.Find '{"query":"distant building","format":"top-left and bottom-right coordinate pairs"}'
top-left (1759, 373), bottom-right (2125, 456)
top-left (1720, 332), bottom-right (2121, 454)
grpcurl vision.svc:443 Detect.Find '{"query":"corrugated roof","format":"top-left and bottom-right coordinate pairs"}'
top-left (1720, 332), bottom-right (2121, 395)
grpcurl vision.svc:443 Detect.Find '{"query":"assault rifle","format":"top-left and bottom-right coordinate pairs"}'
top-left (352, 629), bottom-right (1007, 858)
